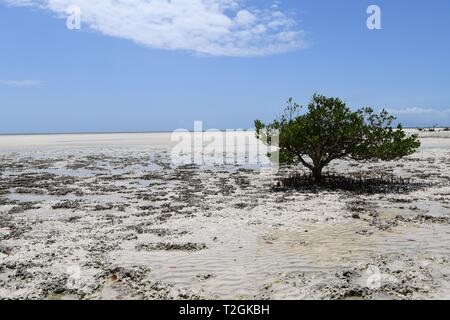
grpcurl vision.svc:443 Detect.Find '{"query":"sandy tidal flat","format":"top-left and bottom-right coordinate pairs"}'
top-left (1, 131), bottom-right (450, 300)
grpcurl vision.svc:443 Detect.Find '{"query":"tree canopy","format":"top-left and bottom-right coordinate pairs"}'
top-left (255, 94), bottom-right (421, 182)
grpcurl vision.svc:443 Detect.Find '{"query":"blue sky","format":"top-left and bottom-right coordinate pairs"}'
top-left (1, 0), bottom-right (450, 133)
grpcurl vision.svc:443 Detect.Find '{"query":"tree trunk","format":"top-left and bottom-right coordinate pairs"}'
top-left (312, 166), bottom-right (323, 183)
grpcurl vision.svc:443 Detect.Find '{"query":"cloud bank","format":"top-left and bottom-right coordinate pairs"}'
top-left (0, 80), bottom-right (42, 87)
top-left (4, 0), bottom-right (306, 56)
top-left (387, 107), bottom-right (450, 127)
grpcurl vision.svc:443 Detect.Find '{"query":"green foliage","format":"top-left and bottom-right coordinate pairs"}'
top-left (255, 94), bottom-right (421, 181)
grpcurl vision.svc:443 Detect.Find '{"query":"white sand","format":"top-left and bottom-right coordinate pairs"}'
top-left (1, 130), bottom-right (450, 299)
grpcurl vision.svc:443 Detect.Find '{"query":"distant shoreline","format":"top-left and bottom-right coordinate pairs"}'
top-left (0, 129), bottom-right (263, 136)
top-left (0, 131), bottom-right (174, 136)
top-left (1, 127), bottom-right (448, 137)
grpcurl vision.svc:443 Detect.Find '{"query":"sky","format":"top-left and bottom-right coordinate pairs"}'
top-left (1, 0), bottom-right (450, 133)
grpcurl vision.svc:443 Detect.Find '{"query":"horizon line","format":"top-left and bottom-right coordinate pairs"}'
top-left (0, 126), bottom-right (447, 136)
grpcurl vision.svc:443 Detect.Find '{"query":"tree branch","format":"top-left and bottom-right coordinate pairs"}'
top-left (297, 154), bottom-right (314, 170)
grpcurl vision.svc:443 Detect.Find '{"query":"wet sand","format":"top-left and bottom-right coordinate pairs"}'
top-left (1, 131), bottom-right (450, 300)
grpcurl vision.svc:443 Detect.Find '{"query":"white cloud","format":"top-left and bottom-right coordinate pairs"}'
top-left (235, 10), bottom-right (256, 26)
top-left (387, 107), bottom-right (450, 116)
top-left (0, 80), bottom-right (42, 87)
top-left (4, 0), bottom-right (306, 57)
top-left (387, 107), bottom-right (450, 127)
